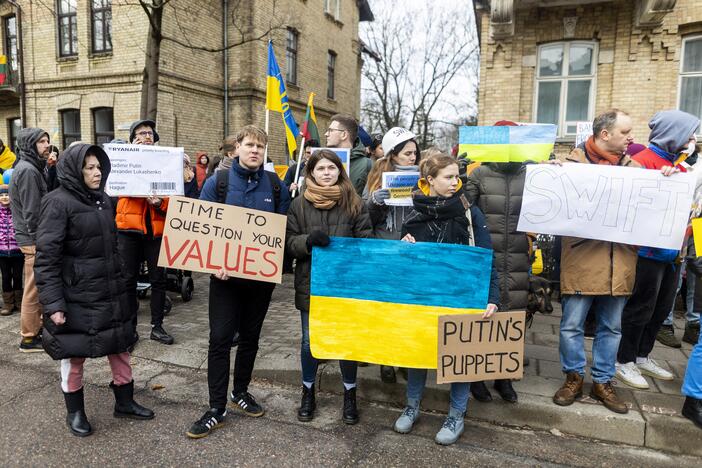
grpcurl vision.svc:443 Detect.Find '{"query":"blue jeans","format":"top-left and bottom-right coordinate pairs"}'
top-left (559, 295), bottom-right (627, 383)
top-left (664, 263), bottom-right (701, 326)
top-left (682, 323), bottom-right (702, 399)
top-left (406, 368), bottom-right (470, 414)
top-left (299, 309), bottom-right (357, 385)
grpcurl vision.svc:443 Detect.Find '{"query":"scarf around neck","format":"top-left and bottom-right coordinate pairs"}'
top-left (303, 177), bottom-right (342, 210)
top-left (585, 136), bottom-right (624, 165)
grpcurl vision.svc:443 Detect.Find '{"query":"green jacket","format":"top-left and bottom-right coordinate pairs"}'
top-left (349, 139), bottom-right (371, 196)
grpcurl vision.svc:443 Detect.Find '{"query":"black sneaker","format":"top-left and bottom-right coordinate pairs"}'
top-left (230, 391), bottom-right (264, 417)
top-left (19, 336), bottom-right (44, 353)
top-left (186, 409), bottom-right (226, 439)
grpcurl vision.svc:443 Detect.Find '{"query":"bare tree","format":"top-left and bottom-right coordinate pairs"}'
top-left (361, 0), bottom-right (479, 148)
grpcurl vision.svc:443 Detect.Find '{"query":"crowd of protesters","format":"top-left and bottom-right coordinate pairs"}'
top-left (1, 108), bottom-right (701, 446)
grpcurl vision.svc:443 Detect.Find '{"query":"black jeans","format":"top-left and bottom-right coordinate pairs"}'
top-left (207, 276), bottom-right (275, 409)
top-left (618, 257), bottom-right (679, 364)
top-left (118, 232), bottom-right (167, 327)
top-left (0, 255), bottom-right (23, 291)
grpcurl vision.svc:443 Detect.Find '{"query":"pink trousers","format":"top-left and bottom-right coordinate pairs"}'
top-left (60, 352), bottom-right (133, 393)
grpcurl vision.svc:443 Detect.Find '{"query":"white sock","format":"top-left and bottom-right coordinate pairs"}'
top-left (303, 381), bottom-right (314, 389)
top-left (636, 357), bottom-right (647, 365)
top-left (343, 382), bottom-right (356, 390)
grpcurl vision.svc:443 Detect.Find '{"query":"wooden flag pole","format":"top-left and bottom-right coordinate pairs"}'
top-left (291, 135), bottom-right (306, 198)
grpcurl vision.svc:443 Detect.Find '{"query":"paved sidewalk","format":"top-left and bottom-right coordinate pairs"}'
top-left (1, 272), bottom-right (699, 456)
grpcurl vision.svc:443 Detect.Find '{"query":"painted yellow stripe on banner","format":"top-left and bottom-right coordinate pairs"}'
top-left (309, 296), bottom-right (483, 369)
top-left (458, 143), bottom-right (554, 162)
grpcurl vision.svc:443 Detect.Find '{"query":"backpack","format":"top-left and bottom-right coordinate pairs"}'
top-left (215, 168), bottom-right (281, 212)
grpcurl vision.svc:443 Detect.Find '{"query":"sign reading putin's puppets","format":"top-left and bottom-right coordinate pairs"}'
top-left (157, 197), bottom-right (287, 284)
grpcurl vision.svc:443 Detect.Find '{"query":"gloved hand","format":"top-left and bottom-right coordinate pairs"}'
top-left (372, 189), bottom-right (391, 205)
top-left (306, 230), bottom-right (331, 251)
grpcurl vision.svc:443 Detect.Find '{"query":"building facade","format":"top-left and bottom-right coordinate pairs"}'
top-left (476, 0), bottom-right (700, 155)
top-left (0, 0), bottom-right (373, 162)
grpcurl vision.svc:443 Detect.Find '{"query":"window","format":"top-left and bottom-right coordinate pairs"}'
top-left (327, 50), bottom-right (336, 99)
top-left (679, 36), bottom-right (702, 123)
top-left (61, 109), bottom-right (81, 147)
top-left (91, 0), bottom-right (112, 53)
top-left (324, 0), bottom-right (340, 20)
top-left (285, 28), bottom-right (298, 85)
top-left (4, 15), bottom-right (18, 73)
top-left (7, 118), bottom-right (20, 152)
top-left (57, 0), bottom-right (78, 57)
top-left (534, 42), bottom-right (597, 137)
top-left (93, 107), bottom-right (114, 145)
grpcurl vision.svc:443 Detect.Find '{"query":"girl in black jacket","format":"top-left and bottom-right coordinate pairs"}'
top-left (396, 154), bottom-right (500, 446)
top-left (35, 144), bottom-right (154, 437)
top-left (286, 149), bottom-right (372, 424)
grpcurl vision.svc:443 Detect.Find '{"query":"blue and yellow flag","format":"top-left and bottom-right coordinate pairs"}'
top-left (310, 237), bottom-right (491, 369)
top-left (459, 124), bottom-right (557, 163)
top-left (266, 41), bottom-right (300, 156)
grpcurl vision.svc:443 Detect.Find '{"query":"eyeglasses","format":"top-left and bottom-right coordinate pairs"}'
top-left (136, 131), bottom-right (154, 138)
top-left (325, 127), bottom-right (346, 134)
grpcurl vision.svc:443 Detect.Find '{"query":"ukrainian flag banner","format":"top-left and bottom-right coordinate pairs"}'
top-left (266, 41), bottom-right (300, 155)
top-left (310, 237), bottom-right (492, 369)
top-left (458, 124), bottom-right (557, 163)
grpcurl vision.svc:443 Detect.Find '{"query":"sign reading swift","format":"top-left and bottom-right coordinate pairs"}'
top-left (517, 164), bottom-right (695, 250)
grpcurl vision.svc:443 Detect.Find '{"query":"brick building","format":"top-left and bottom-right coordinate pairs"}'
top-left (0, 0), bottom-right (373, 162)
top-left (476, 0), bottom-right (701, 155)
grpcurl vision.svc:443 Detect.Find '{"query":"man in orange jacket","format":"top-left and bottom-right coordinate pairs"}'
top-left (115, 119), bottom-right (173, 345)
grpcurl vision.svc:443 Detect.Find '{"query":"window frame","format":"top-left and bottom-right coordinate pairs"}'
top-left (327, 50), bottom-right (336, 100)
top-left (324, 0), bottom-right (341, 21)
top-left (60, 109), bottom-right (81, 148)
top-left (677, 34), bottom-right (702, 128)
top-left (532, 41), bottom-right (598, 138)
top-left (3, 15), bottom-right (18, 74)
top-left (91, 0), bottom-right (113, 54)
top-left (92, 107), bottom-right (114, 145)
top-left (285, 28), bottom-right (298, 85)
top-left (57, 0), bottom-right (79, 58)
top-left (7, 117), bottom-right (20, 152)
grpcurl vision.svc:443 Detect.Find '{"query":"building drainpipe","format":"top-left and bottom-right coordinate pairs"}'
top-left (9, 0), bottom-right (26, 125)
top-left (223, 0), bottom-right (229, 140)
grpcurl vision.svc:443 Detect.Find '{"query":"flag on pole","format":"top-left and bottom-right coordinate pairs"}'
top-left (0, 55), bottom-right (7, 86)
top-left (266, 41), bottom-right (300, 156)
top-left (301, 93), bottom-right (320, 143)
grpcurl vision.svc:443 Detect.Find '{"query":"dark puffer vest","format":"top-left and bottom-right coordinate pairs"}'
top-left (35, 144), bottom-right (134, 359)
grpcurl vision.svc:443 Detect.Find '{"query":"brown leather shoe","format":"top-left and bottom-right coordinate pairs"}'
top-left (553, 372), bottom-right (583, 406)
top-left (590, 381), bottom-right (628, 414)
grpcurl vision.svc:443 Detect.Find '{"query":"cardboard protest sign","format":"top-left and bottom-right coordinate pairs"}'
top-left (575, 121), bottom-right (593, 147)
top-left (381, 171), bottom-right (420, 206)
top-left (104, 144), bottom-right (184, 196)
top-left (458, 124), bottom-right (557, 163)
top-left (157, 197), bottom-right (286, 284)
top-left (437, 312), bottom-right (525, 384)
top-left (311, 148), bottom-right (350, 176)
top-left (310, 237), bottom-right (491, 369)
top-left (517, 164), bottom-right (695, 250)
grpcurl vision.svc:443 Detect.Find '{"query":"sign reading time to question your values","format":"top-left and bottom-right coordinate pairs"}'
top-left (157, 197), bottom-right (287, 284)
top-left (517, 164), bottom-right (696, 250)
top-left (104, 143), bottom-right (184, 196)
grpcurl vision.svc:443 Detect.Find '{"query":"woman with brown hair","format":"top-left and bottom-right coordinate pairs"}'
top-left (286, 149), bottom-right (372, 425)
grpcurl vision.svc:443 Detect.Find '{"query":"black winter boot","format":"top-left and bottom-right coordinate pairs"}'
top-left (110, 381), bottom-right (155, 420)
top-left (494, 379), bottom-right (518, 403)
top-left (682, 396), bottom-right (702, 429)
top-left (342, 387), bottom-right (359, 425)
top-left (470, 381), bottom-right (493, 402)
top-left (297, 385), bottom-right (316, 422)
top-left (63, 387), bottom-right (93, 437)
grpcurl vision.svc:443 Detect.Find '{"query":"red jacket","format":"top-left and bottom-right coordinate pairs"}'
top-left (632, 148), bottom-right (687, 172)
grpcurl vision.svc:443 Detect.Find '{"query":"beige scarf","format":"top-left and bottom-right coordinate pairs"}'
top-left (303, 177), bottom-right (342, 210)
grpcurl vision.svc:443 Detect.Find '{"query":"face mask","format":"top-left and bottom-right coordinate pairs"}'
top-left (682, 141), bottom-right (697, 155)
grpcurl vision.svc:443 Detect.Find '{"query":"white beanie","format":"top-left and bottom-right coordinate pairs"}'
top-left (382, 127), bottom-right (416, 155)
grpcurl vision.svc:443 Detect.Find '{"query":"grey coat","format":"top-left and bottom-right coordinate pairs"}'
top-left (9, 128), bottom-right (49, 247)
top-left (286, 196), bottom-right (372, 311)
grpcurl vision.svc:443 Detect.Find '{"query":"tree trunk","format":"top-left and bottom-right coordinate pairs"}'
top-left (140, 4), bottom-right (164, 120)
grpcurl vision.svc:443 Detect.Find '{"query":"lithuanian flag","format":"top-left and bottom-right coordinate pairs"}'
top-left (266, 41), bottom-right (300, 156)
top-left (0, 55), bottom-right (7, 86)
top-left (459, 124), bottom-right (557, 163)
top-left (309, 237), bottom-right (491, 369)
top-left (301, 93), bottom-right (320, 143)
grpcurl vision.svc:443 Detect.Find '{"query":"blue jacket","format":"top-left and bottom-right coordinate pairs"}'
top-left (200, 158), bottom-right (290, 215)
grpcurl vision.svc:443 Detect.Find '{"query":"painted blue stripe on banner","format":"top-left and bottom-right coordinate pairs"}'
top-left (310, 237), bottom-right (491, 309)
top-left (508, 124), bottom-right (558, 144)
top-left (459, 126), bottom-right (509, 145)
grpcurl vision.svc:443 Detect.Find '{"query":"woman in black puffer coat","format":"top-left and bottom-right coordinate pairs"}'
top-left (35, 143), bottom-right (154, 438)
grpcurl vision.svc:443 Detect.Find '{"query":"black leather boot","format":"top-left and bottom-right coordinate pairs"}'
top-left (682, 396), bottom-right (702, 429)
top-left (380, 366), bottom-right (397, 384)
top-left (297, 385), bottom-right (316, 422)
top-left (110, 380), bottom-right (155, 420)
top-left (342, 387), bottom-right (359, 425)
top-left (470, 381), bottom-right (493, 402)
top-left (494, 379), bottom-right (518, 403)
top-left (63, 387), bottom-right (93, 437)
